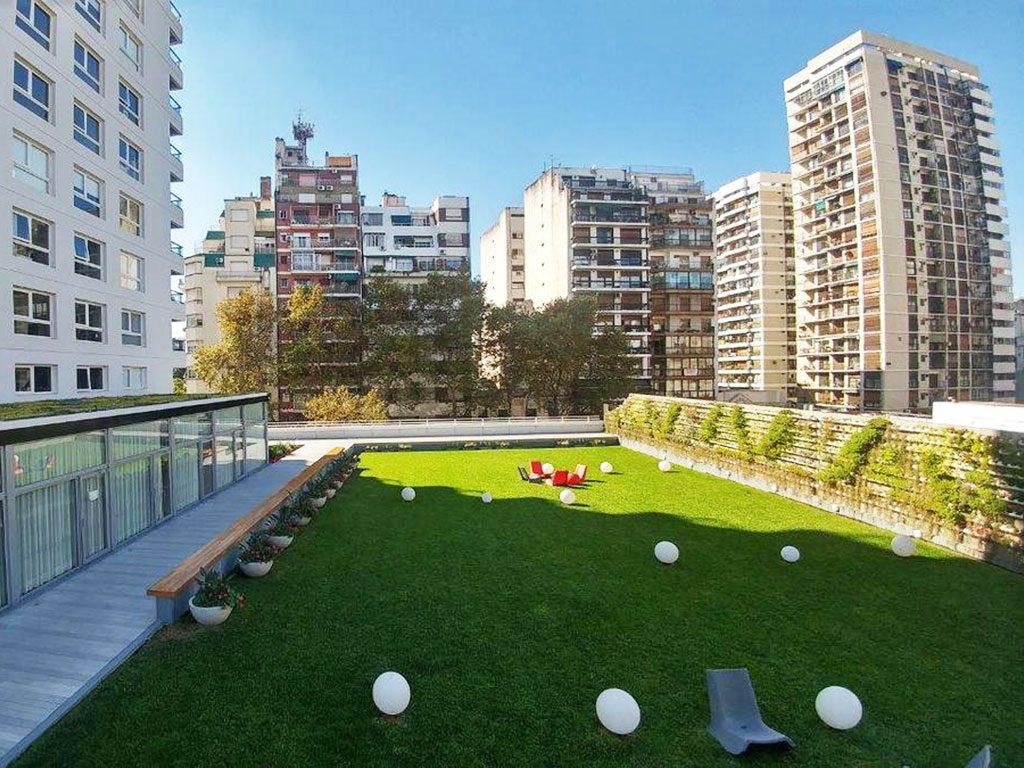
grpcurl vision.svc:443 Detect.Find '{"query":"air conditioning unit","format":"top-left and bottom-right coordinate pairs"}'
top-left (317, 185), bottom-right (327, 191)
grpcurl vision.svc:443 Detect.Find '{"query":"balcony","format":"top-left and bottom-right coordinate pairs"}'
top-left (289, 216), bottom-right (355, 227)
top-left (570, 236), bottom-right (648, 247)
top-left (169, 1), bottom-right (183, 45)
top-left (291, 255), bottom-right (359, 273)
top-left (169, 143), bottom-right (183, 182)
top-left (215, 269), bottom-right (262, 283)
top-left (169, 47), bottom-right (183, 91)
top-left (171, 242), bottom-right (183, 259)
top-left (572, 280), bottom-right (650, 291)
top-left (170, 193), bottom-right (184, 228)
top-left (171, 290), bottom-right (184, 304)
top-left (168, 95), bottom-right (182, 136)
top-left (571, 210), bottom-right (646, 225)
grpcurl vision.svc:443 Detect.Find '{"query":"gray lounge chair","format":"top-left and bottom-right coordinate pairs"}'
top-left (706, 668), bottom-right (794, 755)
top-left (966, 745), bottom-right (992, 768)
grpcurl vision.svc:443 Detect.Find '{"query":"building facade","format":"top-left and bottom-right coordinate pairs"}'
top-left (1015, 298), bottom-right (1024, 401)
top-left (479, 206), bottom-right (524, 308)
top-left (522, 167), bottom-right (652, 388)
top-left (712, 172), bottom-right (796, 404)
top-left (1, 0), bottom-right (186, 401)
top-left (786, 31), bottom-right (1014, 411)
top-left (274, 122), bottom-right (362, 418)
top-left (637, 171), bottom-right (716, 399)
top-left (182, 177), bottom-right (276, 393)
top-left (361, 193), bottom-right (469, 285)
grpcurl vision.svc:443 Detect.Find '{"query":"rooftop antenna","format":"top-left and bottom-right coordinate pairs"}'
top-left (292, 111), bottom-right (314, 162)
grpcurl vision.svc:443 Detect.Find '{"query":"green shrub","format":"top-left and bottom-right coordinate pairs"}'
top-left (818, 418), bottom-right (889, 485)
top-left (756, 410), bottom-right (797, 461)
top-left (697, 404), bottom-right (724, 443)
top-left (729, 405), bottom-right (752, 458)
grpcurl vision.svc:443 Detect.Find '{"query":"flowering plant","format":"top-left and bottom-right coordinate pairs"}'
top-left (239, 532), bottom-right (278, 564)
top-left (192, 568), bottom-right (244, 609)
top-left (268, 511), bottom-right (300, 537)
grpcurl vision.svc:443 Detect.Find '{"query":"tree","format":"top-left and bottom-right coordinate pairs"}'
top-left (362, 277), bottom-right (425, 409)
top-left (303, 387), bottom-right (388, 422)
top-left (193, 288), bottom-right (276, 394)
top-left (279, 284), bottom-right (359, 393)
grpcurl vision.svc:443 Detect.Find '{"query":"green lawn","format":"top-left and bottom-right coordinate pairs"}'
top-left (15, 446), bottom-right (1023, 767)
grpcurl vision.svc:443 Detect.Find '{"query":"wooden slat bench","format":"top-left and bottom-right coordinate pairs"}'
top-left (147, 446), bottom-right (347, 623)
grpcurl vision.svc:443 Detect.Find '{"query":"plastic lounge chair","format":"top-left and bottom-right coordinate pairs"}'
top-left (706, 668), bottom-right (794, 755)
top-left (966, 745), bottom-right (992, 768)
top-left (530, 460), bottom-right (550, 478)
top-left (518, 466), bottom-right (542, 483)
top-left (568, 464), bottom-right (587, 485)
top-left (549, 469), bottom-right (569, 486)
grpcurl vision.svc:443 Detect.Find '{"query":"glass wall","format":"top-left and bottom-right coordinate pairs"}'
top-left (0, 397), bottom-right (268, 608)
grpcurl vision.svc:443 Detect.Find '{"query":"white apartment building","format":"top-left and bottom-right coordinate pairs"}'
top-left (183, 177), bottom-right (275, 393)
top-left (479, 206), bottom-right (524, 308)
top-left (786, 31), bottom-right (1014, 412)
top-left (361, 193), bottom-right (470, 284)
top-left (523, 167), bottom-right (652, 385)
top-left (712, 172), bottom-right (796, 404)
top-left (1, 0), bottom-right (185, 401)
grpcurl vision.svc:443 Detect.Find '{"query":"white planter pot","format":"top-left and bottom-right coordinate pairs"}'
top-left (189, 596), bottom-right (232, 626)
top-left (239, 560), bottom-right (274, 578)
top-left (309, 496), bottom-right (327, 509)
top-left (325, 488), bottom-right (337, 499)
top-left (294, 516), bottom-right (312, 527)
top-left (331, 480), bottom-right (342, 489)
top-left (268, 534), bottom-right (293, 549)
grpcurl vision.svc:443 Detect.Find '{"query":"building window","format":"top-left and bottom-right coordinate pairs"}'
top-left (186, 314), bottom-right (203, 328)
top-left (12, 210), bottom-right (51, 265)
top-left (13, 288), bottom-right (52, 337)
top-left (118, 79), bottom-right (141, 126)
top-left (76, 366), bottom-right (105, 391)
top-left (14, 364), bottom-right (54, 393)
top-left (73, 102), bottom-right (102, 154)
top-left (119, 194), bottom-right (143, 236)
top-left (122, 366), bottom-right (146, 390)
top-left (12, 133), bottom-right (50, 192)
top-left (124, 0), bottom-right (142, 18)
top-left (13, 59), bottom-right (50, 122)
top-left (15, 0), bottom-right (52, 50)
top-left (73, 39), bottom-right (102, 93)
top-left (118, 136), bottom-right (142, 181)
top-left (120, 251), bottom-right (144, 291)
top-left (74, 233), bottom-right (103, 279)
top-left (75, 0), bottom-right (101, 32)
top-left (74, 299), bottom-right (104, 342)
top-left (119, 24), bottom-right (141, 71)
top-left (121, 309), bottom-right (144, 346)
top-left (73, 167), bottom-right (102, 217)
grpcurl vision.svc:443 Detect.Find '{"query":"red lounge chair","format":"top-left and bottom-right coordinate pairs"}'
top-left (568, 464), bottom-right (587, 485)
top-left (518, 466), bottom-right (542, 483)
top-left (549, 469), bottom-right (570, 486)
top-left (530, 460), bottom-right (550, 478)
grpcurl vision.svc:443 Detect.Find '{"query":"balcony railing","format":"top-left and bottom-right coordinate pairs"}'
top-left (169, 47), bottom-right (182, 67)
top-left (171, 242), bottom-right (183, 258)
top-left (169, 0), bottom-right (182, 20)
top-left (171, 290), bottom-right (184, 304)
top-left (292, 259), bottom-right (359, 272)
top-left (571, 236), bottom-right (648, 246)
top-left (170, 143), bottom-right (182, 160)
top-left (573, 280), bottom-right (650, 290)
top-left (171, 192), bottom-right (183, 209)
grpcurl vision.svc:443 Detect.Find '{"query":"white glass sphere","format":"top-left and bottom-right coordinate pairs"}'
top-left (542, 462), bottom-right (555, 475)
top-left (372, 671), bottom-right (410, 716)
top-left (596, 688), bottom-right (641, 735)
top-left (781, 545), bottom-right (800, 563)
top-left (891, 535), bottom-right (916, 557)
top-left (654, 541), bottom-right (679, 564)
top-left (559, 489), bottom-right (576, 505)
top-left (481, 492), bottom-right (493, 504)
top-left (815, 686), bottom-right (862, 730)
top-left (657, 459), bottom-right (672, 472)
top-left (401, 487), bottom-right (415, 502)
top-left (600, 461), bottom-right (614, 474)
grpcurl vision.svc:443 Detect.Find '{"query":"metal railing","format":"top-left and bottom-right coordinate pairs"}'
top-left (271, 415), bottom-right (603, 429)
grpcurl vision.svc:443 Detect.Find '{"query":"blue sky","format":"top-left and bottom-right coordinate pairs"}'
top-left (176, 0), bottom-right (1023, 284)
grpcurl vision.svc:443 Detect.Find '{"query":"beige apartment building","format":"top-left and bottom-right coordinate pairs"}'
top-left (786, 31), bottom-right (1014, 412)
top-left (182, 177), bottom-right (276, 392)
top-left (712, 172), bottom-right (796, 404)
top-left (480, 206), bottom-right (525, 308)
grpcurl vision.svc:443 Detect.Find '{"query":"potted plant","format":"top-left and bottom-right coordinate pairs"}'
top-left (189, 568), bottom-right (244, 626)
top-left (267, 512), bottom-right (299, 549)
top-left (293, 502), bottom-right (313, 527)
top-left (308, 481), bottom-right (328, 509)
top-left (238, 532), bottom-right (278, 578)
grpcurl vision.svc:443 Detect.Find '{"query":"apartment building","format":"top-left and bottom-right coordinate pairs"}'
top-left (1, 0), bottom-right (185, 400)
top-left (274, 121), bottom-right (362, 418)
top-left (182, 176), bottom-right (276, 393)
top-left (712, 172), bottom-right (796, 404)
top-left (786, 31), bottom-right (1014, 412)
top-left (479, 206), bottom-right (525, 308)
top-left (361, 193), bottom-right (470, 285)
top-left (1015, 298), bottom-right (1024, 401)
top-left (522, 167), bottom-right (652, 388)
top-left (635, 171), bottom-right (716, 399)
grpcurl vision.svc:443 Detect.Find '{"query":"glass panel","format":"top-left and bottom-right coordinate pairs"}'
top-left (172, 441), bottom-right (199, 511)
top-left (13, 432), bottom-right (105, 488)
top-left (0, 501), bottom-right (6, 608)
top-left (111, 458), bottom-right (150, 544)
top-left (156, 453), bottom-right (171, 520)
top-left (201, 440), bottom-right (215, 497)
top-left (244, 422), bottom-right (266, 474)
top-left (16, 481), bottom-right (74, 594)
top-left (79, 473), bottom-right (107, 560)
top-left (111, 419), bottom-right (168, 459)
top-left (234, 433), bottom-right (245, 478)
top-left (215, 434), bottom-right (234, 489)
top-left (215, 406), bottom-right (243, 435)
top-left (174, 412), bottom-right (212, 441)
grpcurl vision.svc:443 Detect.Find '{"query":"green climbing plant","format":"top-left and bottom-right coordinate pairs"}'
top-left (729, 405), bottom-right (752, 459)
top-left (697, 404), bottom-right (724, 444)
top-left (755, 409), bottom-right (798, 461)
top-left (818, 418), bottom-right (889, 485)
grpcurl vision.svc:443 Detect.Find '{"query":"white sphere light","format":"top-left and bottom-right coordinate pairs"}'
top-left (815, 686), bottom-right (862, 730)
top-left (600, 461), bottom-right (614, 474)
top-left (657, 459), bottom-right (672, 472)
top-left (541, 462), bottom-right (555, 475)
top-left (596, 688), bottom-right (641, 736)
top-left (481, 491), bottom-right (493, 504)
top-left (401, 487), bottom-right (416, 502)
top-left (559, 489), bottom-right (576, 505)
top-left (891, 535), bottom-right (916, 558)
top-left (372, 671), bottom-right (411, 716)
top-left (781, 545), bottom-right (801, 563)
top-left (654, 541), bottom-right (679, 565)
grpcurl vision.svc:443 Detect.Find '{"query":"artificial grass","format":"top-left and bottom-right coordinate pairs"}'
top-left (14, 446), bottom-right (1023, 767)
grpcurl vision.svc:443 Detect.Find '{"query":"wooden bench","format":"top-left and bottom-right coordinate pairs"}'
top-left (147, 446), bottom-right (347, 623)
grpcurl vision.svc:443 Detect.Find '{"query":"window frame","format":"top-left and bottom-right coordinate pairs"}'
top-left (74, 0), bottom-right (102, 32)
top-left (119, 251), bottom-right (144, 292)
top-left (15, 0), bottom-right (52, 51)
top-left (118, 193), bottom-right (143, 236)
top-left (119, 23), bottom-right (142, 71)
top-left (76, 365), bottom-right (106, 392)
top-left (13, 58), bottom-right (51, 122)
top-left (12, 209), bottom-right (52, 266)
top-left (122, 365), bottom-right (147, 390)
top-left (120, 308), bottom-right (145, 346)
top-left (11, 132), bottom-right (51, 193)
top-left (73, 233), bottom-right (104, 280)
top-left (73, 167), bottom-right (103, 217)
top-left (74, 299), bottom-right (104, 342)
top-left (73, 38), bottom-right (103, 93)
top-left (12, 287), bottom-right (53, 337)
top-left (117, 78), bottom-right (141, 126)
top-left (118, 135), bottom-right (143, 182)
top-left (14, 364), bottom-right (55, 394)
top-left (73, 101), bottom-right (102, 155)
